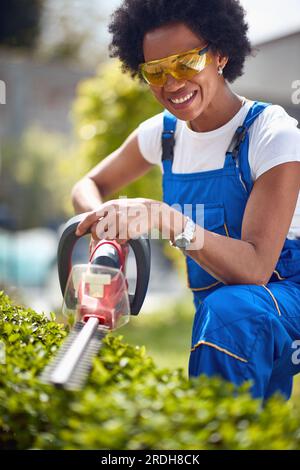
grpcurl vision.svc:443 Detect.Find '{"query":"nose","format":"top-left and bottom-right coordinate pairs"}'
top-left (163, 72), bottom-right (187, 91)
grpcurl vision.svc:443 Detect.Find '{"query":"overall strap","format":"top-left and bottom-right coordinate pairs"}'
top-left (226, 101), bottom-right (272, 194)
top-left (161, 109), bottom-right (177, 163)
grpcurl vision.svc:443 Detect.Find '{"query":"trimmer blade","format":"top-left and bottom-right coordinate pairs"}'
top-left (39, 319), bottom-right (107, 390)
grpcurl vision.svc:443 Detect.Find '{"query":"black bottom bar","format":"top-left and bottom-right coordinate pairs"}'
top-left (0, 450), bottom-right (299, 466)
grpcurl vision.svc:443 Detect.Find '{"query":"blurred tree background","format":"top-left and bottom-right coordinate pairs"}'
top-left (0, 0), bottom-right (164, 229)
top-left (0, 0), bottom-right (168, 228)
top-left (72, 60), bottom-right (163, 200)
top-left (0, 0), bottom-right (43, 50)
top-left (1, 128), bottom-right (84, 229)
top-left (0, 0), bottom-right (111, 62)
top-left (0, 61), bottom-right (165, 229)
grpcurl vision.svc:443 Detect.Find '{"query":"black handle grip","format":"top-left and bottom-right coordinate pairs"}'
top-left (57, 214), bottom-right (151, 315)
top-left (126, 236), bottom-right (151, 315)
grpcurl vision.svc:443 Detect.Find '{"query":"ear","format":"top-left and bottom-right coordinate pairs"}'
top-left (216, 52), bottom-right (229, 69)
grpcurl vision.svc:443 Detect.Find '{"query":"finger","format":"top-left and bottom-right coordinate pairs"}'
top-left (95, 205), bottom-right (110, 218)
top-left (95, 216), bottom-right (110, 240)
top-left (114, 216), bottom-right (129, 244)
top-left (76, 212), bottom-right (103, 236)
top-left (90, 221), bottom-right (100, 240)
top-left (115, 237), bottom-right (128, 245)
top-left (96, 209), bottom-right (120, 240)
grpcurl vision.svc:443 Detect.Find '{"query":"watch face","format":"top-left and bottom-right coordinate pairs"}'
top-left (175, 236), bottom-right (189, 249)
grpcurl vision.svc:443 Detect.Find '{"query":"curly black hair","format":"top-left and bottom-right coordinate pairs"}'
top-left (108, 0), bottom-right (252, 83)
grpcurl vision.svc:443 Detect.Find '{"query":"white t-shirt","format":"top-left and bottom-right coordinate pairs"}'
top-left (137, 98), bottom-right (300, 238)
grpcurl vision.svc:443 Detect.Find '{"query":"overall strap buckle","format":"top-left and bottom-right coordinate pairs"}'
top-left (227, 125), bottom-right (247, 160)
top-left (162, 129), bottom-right (175, 161)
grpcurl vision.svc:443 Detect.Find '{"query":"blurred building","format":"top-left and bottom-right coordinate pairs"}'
top-left (0, 49), bottom-right (94, 137)
top-left (235, 30), bottom-right (300, 122)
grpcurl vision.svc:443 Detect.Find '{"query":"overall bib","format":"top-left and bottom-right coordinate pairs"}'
top-left (162, 101), bottom-right (300, 400)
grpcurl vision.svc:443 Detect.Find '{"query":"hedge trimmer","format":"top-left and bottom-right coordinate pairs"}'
top-left (40, 214), bottom-right (151, 390)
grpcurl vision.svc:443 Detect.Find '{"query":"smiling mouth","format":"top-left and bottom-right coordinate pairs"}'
top-left (168, 90), bottom-right (198, 108)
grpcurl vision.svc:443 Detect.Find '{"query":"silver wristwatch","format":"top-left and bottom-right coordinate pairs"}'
top-left (170, 217), bottom-right (196, 250)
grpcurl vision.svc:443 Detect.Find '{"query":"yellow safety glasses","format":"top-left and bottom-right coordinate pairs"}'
top-left (139, 45), bottom-right (212, 87)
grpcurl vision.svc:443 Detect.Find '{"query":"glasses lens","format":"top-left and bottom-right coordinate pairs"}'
top-left (141, 65), bottom-right (165, 86)
top-left (177, 51), bottom-right (211, 73)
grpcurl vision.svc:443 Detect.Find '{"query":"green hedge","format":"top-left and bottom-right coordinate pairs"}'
top-left (1, 291), bottom-right (300, 450)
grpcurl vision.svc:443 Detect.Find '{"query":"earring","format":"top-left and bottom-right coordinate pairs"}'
top-left (217, 66), bottom-right (223, 76)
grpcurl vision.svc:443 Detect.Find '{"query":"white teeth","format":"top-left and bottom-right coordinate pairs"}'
top-left (170, 92), bottom-right (195, 104)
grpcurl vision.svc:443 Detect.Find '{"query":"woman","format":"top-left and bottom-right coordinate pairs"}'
top-left (72, 0), bottom-right (300, 400)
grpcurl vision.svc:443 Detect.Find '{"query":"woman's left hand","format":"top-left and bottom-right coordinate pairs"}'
top-left (75, 197), bottom-right (164, 242)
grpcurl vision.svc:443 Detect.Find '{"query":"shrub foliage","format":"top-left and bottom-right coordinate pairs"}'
top-left (1, 291), bottom-right (300, 450)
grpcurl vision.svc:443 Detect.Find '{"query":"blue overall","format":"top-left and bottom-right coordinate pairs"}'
top-left (161, 101), bottom-right (300, 400)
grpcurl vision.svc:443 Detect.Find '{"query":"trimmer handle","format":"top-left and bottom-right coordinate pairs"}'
top-left (57, 213), bottom-right (151, 315)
